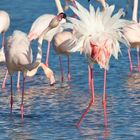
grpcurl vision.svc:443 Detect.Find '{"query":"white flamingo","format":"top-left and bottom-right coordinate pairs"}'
top-left (62, 1), bottom-right (130, 127)
top-left (4, 30), bottom-right (39, 118)
top-left (123, 0), bottom-right (140, 72)
top-left (0, 10), bottom-right (10, 63)
top-left (4, 13), bottom-right (66, 117)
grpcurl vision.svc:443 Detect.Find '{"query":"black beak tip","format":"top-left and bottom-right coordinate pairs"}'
top-left (63, 13), bottom-right (67, 19)
top-left (88, 0), bottom-right (90, 2)
top-left (59, 12), bottom-right (67, 19)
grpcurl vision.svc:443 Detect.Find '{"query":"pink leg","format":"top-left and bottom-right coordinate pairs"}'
top-left (128, 48), bottom-right (133, 73)
top-left (2, 32), bottom-right (5, 47)
top-left (10, 76), bottom-right (13, 114)
top-left (103, 101), bottom-right (109, 139)
top-left (76, 65), bottom-right (95, 127)
top-left (45, 41), bottom-right (51, 67)
top-left (136, 48), bottom-right (140, 72)
top-left (21, 76), bottom-right (25, 119)
top-left (102, 69), bottom-right (107, 105)
top-left (16, 71), bottom-right (20, 89)
top-left (88, 65), bottom-right (91, 90)
top-left (2, 70), bottom-right (8, 89)
top-left (59, 56), bottom-right (64, 82)
top-left (67, 56), bottom-right (71, 81)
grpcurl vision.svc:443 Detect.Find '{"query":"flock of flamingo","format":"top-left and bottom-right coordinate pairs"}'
top-left (0, 0), bottom-right (140, 127)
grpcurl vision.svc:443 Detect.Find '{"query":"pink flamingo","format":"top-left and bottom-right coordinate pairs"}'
top-left (4, 14), bottom-right (66, 117)
top-left (0, 10), bottom-right (10, 63)
top-left (28, 0), bottom-right (76, 66)
top-left (123, 0), bottom-right (140, 73)
top-left (53, 31), bottom-right (76, 81)
top-left (4, 30), bottom-right (39, 118)
top-left (0, 11), bottom-right (21, 90)
top-left (63, 1), bottom-right (130, 127)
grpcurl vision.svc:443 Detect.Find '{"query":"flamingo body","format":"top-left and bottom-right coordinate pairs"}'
top-left (5, 30), bottom-right (33, 75)
top-left (0, 10), bottom-right (10, 34)
top-left (0, 10), bottom-right (10, 63)
top-left (123, 22), bottom-right (140, 48)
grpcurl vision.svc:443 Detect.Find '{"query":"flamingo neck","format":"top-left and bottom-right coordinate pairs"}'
top-left (132, 0), bottom-right (138, 22)
top-left (55, 0), bottom-right (64, 14)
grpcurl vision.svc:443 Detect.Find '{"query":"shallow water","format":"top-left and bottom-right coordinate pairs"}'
top-left (0, 0), bottom-right (140, 139)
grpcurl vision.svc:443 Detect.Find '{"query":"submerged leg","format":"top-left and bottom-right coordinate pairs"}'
top-left (103, 100), bottom-right (109, 139)
top-left (67, 56), bottom-right (71, 81)
top-left (45, 41), bottom-right (51, 67)
top-left (59, 56), bottom-right (64, 82)
top-left (10, 76), bottom-right (13, 114)
top-left (21, 76), bottom-right (25, 119)
top-left (128, 48), bottom-right (133, 73)
top-left (76, 65), bottom-right (95, 127)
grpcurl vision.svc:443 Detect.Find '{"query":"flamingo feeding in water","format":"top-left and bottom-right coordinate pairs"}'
top-left (4, 13), bottom-right (66, 117)
top-left (123, 0), bottom-right (140, 73)
top-left (62, 1), bottom-right (130, 127)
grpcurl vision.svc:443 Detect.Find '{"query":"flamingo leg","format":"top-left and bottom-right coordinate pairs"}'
top-left (45, 41), bottom-right (51, 67)
top-left (136, 48), bottom-right (140, 71)
top-left (2, 32), bottom-right (5, 47)
top-left (128, 48), bottom-right (133, 73)
top-left (10, 76), bottom-right (13, 114)
top-left (102, 69), bottom-right (107, 105)
top-left (2, 70), bottom-right (8, 89)
top-left (88, 65), bottom-right (91, 90)
top-left (76, 65), bottom-right (95, 127)
top-left (16, 71), bottom-right (20, 89)
top-left (21, 76), bottom-right (25, 119)
top-left (103, 100), bottom-right (109, 139)
top-left (67, 56), bottom-right (71, 81)
top-left (59, 56), bottom-right (64, 82)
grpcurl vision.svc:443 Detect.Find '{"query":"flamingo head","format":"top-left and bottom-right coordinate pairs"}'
top-left (48, 13), bottom-right (67, 29)
top-left (57, 12), bottom-right (67, 21)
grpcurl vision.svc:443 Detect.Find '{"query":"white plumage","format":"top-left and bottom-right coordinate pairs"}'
top-left (63, 1), bottom-right (130, 69)
top-left (61, 1), bottom-right (131, 127)
top-left (4, 30), bottom-right (34, 76)
top-left (0, 10), bottom-right (10, 63)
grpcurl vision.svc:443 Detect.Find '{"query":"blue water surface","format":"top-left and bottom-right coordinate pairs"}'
top-left (0, 0), bottom-right (140, 139)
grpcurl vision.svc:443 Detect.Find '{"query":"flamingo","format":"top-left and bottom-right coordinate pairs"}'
top-left (0, 10), bottom-right (10, 63)
top-left (4, 13), bottom-right (66, 117)
top-left (4, 30), bottom-right (40, 118)
top-left (53, 31), bottom-right (76, 81)
top-left (123, 0), bottom-right (140, 73)
top-left (0, 10), bottom-right (21, 89)
top-left (28, 0), bottom-right (76, 66)
top-left (62, 1), bottom-right (130, 127)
